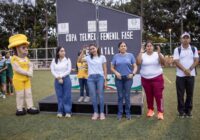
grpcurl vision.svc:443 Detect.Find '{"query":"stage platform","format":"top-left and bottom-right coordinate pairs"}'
top-left (39, 91), bottom-right (144, 116)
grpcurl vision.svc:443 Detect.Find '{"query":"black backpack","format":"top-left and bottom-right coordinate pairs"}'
top-left (178, 46), bottom-right (197, 75)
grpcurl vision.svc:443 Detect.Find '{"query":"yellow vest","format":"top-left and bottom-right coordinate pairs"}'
top-left (11, 55), bottom-right (30, 81)
top-left (77, 62), bottom-right (88, 79)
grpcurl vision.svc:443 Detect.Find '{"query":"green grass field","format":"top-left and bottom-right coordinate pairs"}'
top-left (0, 68), bottom-right (200, 140)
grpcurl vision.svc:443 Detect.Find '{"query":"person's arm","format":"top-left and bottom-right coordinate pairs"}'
top-left (110, 63), bottom-right (121, 79)
top-left (0, 66), bottom-right (7, 73)
top-left (0, 61), bottom-right (7, 73)
top-left (103, 62), bottom-right (107, 88)
top-left (11, 62), bottom-right (29, 76)
top-left (128, 54), bottom-right (138, 79)
top-left (110, 56), bottom-right (121, 79)
top-left (189, 58), bottom-right (199, 71)
top-left (132, 63), bottom-right (137, 75)
top-left (174, 60), bottom-right (187, 71)
top-left (189, 47), bottom-right (199, 72)
top-left (128, 63), bottom-right (138, 79)
top-left (60, 58), bottom-right (72, 78)
top-left (26, 61), bottom-right (33, 77)
top-left (77, 49), bottom-right (86, 63)
top-left (157, 46), bottom-right (165, 65)
top-left (136, 46), bottom-right (145, 65)
top-left (50, 59), bottom-right (60, 79)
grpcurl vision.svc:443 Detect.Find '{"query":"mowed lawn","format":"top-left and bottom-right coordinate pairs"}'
top-left (0, 68), bottom-right (200, 140)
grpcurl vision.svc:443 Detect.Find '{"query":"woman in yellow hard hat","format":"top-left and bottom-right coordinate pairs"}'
top-left (8, 34), bottom-right (39, 116)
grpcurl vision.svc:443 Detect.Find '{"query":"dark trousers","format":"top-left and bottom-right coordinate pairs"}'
top-left (176, 76), bottom-right (195, 114)
top-left (78, 78), bottom-right (89, 97)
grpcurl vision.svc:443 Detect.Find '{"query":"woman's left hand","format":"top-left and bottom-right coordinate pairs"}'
top-left (104, 80), bottom-right (107, 89)
top-left (58, 78), bottom-right (63, 84)
top-left (127, 74), bottom-right (134, 79)
top-left (157, 46), bottom-right (161, 54)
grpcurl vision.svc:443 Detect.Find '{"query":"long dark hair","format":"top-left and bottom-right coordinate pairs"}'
top-left (89, 44), bottom-right (101, 59)
top-left (55, 46), bottom-right (65, 64)
top-left (118, 41), bottom-right (126, 53)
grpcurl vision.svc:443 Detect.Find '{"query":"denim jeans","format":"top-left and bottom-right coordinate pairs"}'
top-left (54, 76), bottom-right (72, 114)
top-left (79, 78), bottom-right (89, 97)
top-left (115, 76), bottom-right (133, 117)
top-left (87, 74), bottom-right (104, 113)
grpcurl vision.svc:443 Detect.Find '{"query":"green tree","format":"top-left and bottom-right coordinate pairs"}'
top-left (0, 0), bottom-right (56, 49)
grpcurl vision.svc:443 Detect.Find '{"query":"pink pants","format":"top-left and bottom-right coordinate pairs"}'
top-left (141, 74), bottom-right (164, 113)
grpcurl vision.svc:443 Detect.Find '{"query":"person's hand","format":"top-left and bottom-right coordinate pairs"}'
top-left (58, 78), bottom-right (63, 84)
top-left (26, 71), bottom-right (33, 77)
top-left (29, 62), bottom-right (33, 67)
top-left (82, 48), bottom-right (87, 54)
top-left (71, 68), bottom-right (76, 72)
top-left (140, 45), bottom-right (145, 53)
top-left (157, 45), bottom-right (161, 54)
top-left (57, 76), bottom-right (62, 80)
top-left (115, 71), bottom-right (121, 80)
top-left (184, 69), bottom-right (191, 76)
top-left (104, 80), bottom-right (107, 89)
top-left (127, 74), bottom-right (134, 79)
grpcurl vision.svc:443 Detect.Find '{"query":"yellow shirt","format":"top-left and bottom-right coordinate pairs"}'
top-left (77, 62), bottom-right (88, 79)
top-left (11, 55), bottom-right (30, 81)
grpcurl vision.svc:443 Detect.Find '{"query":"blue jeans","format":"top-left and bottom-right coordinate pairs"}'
top-left (54, 76), bottom-right (72, 114)
top-left (79, 78), bottom-right (89, 97)
top-left (87, 74), bottom-right (104, 113)
top-left (115, 77), bottom-right (133, 117)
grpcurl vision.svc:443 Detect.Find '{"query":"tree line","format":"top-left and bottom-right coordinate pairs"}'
top-left (0, 0), bottom-right (199, 51)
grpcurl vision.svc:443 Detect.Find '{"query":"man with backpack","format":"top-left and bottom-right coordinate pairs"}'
top-left (173, 32), bottom-right (199, 118)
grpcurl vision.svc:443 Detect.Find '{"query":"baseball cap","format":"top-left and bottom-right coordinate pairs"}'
top-left (181, 32), bottom-right (190, 38)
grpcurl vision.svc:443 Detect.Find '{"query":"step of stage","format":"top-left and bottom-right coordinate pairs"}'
top-left (39, 91), bottom-right (144, 116)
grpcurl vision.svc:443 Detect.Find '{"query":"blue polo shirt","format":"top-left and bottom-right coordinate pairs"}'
top-left (111, 53), bottom-right (136, 76)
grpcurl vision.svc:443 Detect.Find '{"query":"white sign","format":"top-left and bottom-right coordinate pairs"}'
top-left (0, 0), bottom-right (36, 6)
top-left (128, 18), bottom-right (140, 30)
top-left (58, 23), bottom-right (69, 34)
top-left (99, 20), bottom-right (107, 32)
top-left (88, 21), bottom-right (96, 32)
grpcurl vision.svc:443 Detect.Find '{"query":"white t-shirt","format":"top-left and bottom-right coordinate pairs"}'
top-left (173, 45), bottom-right (199, 77)
top-left (50, 57), bottom-right (71, 78)
top-left (140, 52), bottom-right (163, 79)
top-left (85, 55), bottom-right (106, 76)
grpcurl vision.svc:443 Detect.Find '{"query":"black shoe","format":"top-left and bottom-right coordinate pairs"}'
top-left (27, 107), bottom-right (40, 115)
top-left (23, 108), bottom-right (26, 113)
top-left (16, 109), bottom-right (26, 116)
top-left (178, 113), bottom-right (185, 118)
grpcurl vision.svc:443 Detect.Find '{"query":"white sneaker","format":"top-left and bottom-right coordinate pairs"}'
top-left (65, 114), bottom-right (71, 118)
top-left (57, 113), bottom-right (63, 118)
top-left (84, 96), bottom-right (90, 102)
top-left (91, 113), bottom-right (99, 120)
top-left (78, 96), bottom-right (84, 102)
top-left (100, 113), bottom-right (106, 120)
top-left (2, 95), bottom-right (6, 99)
